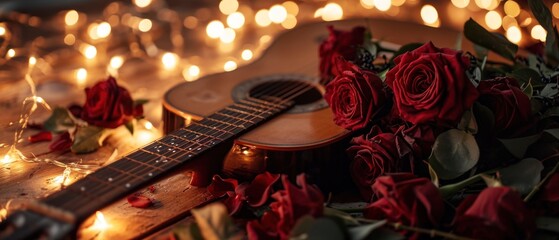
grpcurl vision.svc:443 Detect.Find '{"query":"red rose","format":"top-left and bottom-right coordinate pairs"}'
top-left (386, 42), bottom-right (479, 126)
top-left (477, 77), bottom-right (533, 137)
top-left (324, 57), bottom-right (386, 131)
top-left (319, 26), bottom-right (366, 83)
top-left (453, 187), bottom-right (535, 240)
top-left (247, 174), bottom-right (324, 240)
top-left (364, 173), bottom-right (444, 239)
top-left (347, 132), bottom-right (399, 200)
top-left (81, 76), bottom-right (138, 129)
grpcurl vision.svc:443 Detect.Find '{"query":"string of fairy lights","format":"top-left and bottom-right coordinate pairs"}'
top-left (0, 0), bottom-right (558, 233)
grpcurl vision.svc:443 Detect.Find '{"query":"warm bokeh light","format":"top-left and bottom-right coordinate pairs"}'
top-left (64, 34), bottom-right (76, 45)
top-left (255, 9), bottom-right (272, 27)
top-left (220, 28), bottom-right (236, 43)
top-left (183, 16), bottom-right (198, 29)
top-left (360, 0), bottom-right (374, 9)
top-left (420, 5), bottom-right (438, 24)
top-left (504, 1), bottom-right (520, 17)
top-left (392, 0), bottom-right (406, 7)
top-left (374, 0), bottom-right (391, 11)
top-left (485, 11), bottom-right (502, 30)
top-left (138, 18), bottom-right (152, 32)
top-left (53, 168), bottom-right (71, 186)
top-left (531, 25), bottom-right (547, 42)
top-left (506, 26), bottom-right (521, 44)
top-left (219, 0), bottom-right (239, 15)
top-left (269, 5), bottom-right (288, 23)
top-left (96, 22), bottom-right (111, 38)
top-left (133, 0), bottom-right (152, 8)
top-left (76, 68), bottom-right (87, 86)
top-left (87, 23), bottom-right (99, 40)
top-left (7, 49), bottom-right (15, 58)
top-left (553, 3), bottom-right (559, 19)
top-left (206, 20), bottom-right (225, 39)
top-left (451, 0), bottom-right (469, 8)
top-left (281, 14), bottom-right (297, 29)
top-left (161, 52), bottom-right (179, 70)
top-left (90, 211), bottom-right (109, 231)
top-left (29, 56), bottom-right (37, 66)
top-left (83, 45), bottom-right (97, 59)
top-left (282, 1), bottom-right (299, 16)
top-left (321, 3), bottom-right (343, 21)
top-left (65, 10), bottom-right (79, 26)
top-left (502, 15), bottom-right (517, 31)
top-left (110, 56), bottom-right (124, 69)
top-left (224, 60), bottom-right (237, 71)
top-left (241, 49), bottom-right (253, 60)
top-left (182, 65), bottom-right (200, 81)
top-left (227, 12), bottom-right (245, 29)
top-left (0, 26), bottom-right (5, 36)
top-left (474, 0), bottom-right (491, 9)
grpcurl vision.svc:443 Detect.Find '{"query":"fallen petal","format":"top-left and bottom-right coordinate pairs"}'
top-left (28, 131), bottom-right (52, 143)
top-left (127, 194), bottom-right (153, 208)
top-left (245, 172), bottom-right (280, 207)
top-left (207, 175), bottom-right (238, 198)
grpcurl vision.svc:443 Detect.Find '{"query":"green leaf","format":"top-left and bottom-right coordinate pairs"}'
top-left (508, 68), bottom-right (542, 87)
top-left (324, 207), bottom-right (360, 226)
top-left (536, 217), bottom-right (559, 233)
top-left (390, 43), bottom-right (423, 62)
top-left (125, 120), bottom-right (134, 135)
top-left (348, 220), bottom-right (387, 240)
top-left (499, 158), bottom-right (543, 194)
top-left (522, 80), bottom-right (534, 99)
top-left (291, 215), bottom-right (315, 239)
top-left (457, 110), bottom-right (478, 134)
top-left (172, 223), bottom-right (204, 240)
top-left (498, 134), bottom-right (542, 159)
top-left (528, 0), bottom-right (559, 59)
top-left (429, 129), bottom-right (480, 180)
top-left (305, 218), bottom-right (346, 240)
top-left (191, 202), bottom-right (240, 240)
top-left (540, 83), bottom-right (559, 98)
top-left (544, 128), bottom-right (559, 140)
top-left (133, 99), bottom-right (149, 107)
top-left (425, 161), bottom-right (439, 188)
top-left (44, 107), bottom-right (76, 133)
top-left (378, 69), bottom-right (389, 82)
top-left (71, 125), bottom-right (108, 154)
top-left (464, 18), bottom-right (518, 61)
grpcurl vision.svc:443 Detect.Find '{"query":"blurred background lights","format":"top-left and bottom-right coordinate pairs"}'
top-left (360, 0), bottom-right (374, 9)
top-left (76, 68), bottom-right (87, 85)
top-left (255, 9), bottom-right (271, 27)
top-left (65, 10), bottom-right (79, 26)
top-left (220, 28), bottom-right (236, 43)
top-left (110, 56), bottom-right (124, 69)
top-left (282, 1), bottom-right (299, 16)
top-left (281, 14), bottom-right (297, 29)
top-left (504, 1), bottom-right (520, 17)
top-left (320, 3), bottom-right (343, 21)
top-left (420, 5), bottom-right (438, 25)
top-left (219, 0), bottom-right (239, 15)
top-left (553, 3), bottom-right (559, 19)
top-left (485, 11), bottom-right (502, 30)
top-left (474, 0), bottom-right (491, 9)
top-left (241, 49), bottom-right (253, 60)
top-left (87, 23), bottom-right (99, 39)
top-left (133, 0), bottom-right (152, 8)
top-left (83, 45), bottom-right (97, 59)
top-left (506, 25), bottom-right (522, 44)
top-left (96, 22), bottom-right (111, 38)
top-left (374, 0), bottom-right (391, 12)
top-left (182, 65), bottom-right (200, 81)
top-left (269, 5), bottom-right (287, 23)
top-left (7, 49), bottom-right (15, 58)
top-left (138, 18), bottom-right (152, 32)
top-left (451, 0), bottom-right (470, 9)
top-left (64, 34), bottom-right (75, 45)
top-left (206, 20), bottom-right (224, 39)
top-left (227, 12), bottom-right (245, 29)
top-left (531, 25), bottom-right (546, 42)
top-left (224, 60), bottom-right (237, 72)
top-left (392, 0), bottom-right (406, 7)
top-left (0, 26), bottom-right (5, 36)
top-left (162, 52), bottom-right (178, 70)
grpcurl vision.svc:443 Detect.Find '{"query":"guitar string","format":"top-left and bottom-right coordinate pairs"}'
top-left (53, 79), bottom-right (318, 212)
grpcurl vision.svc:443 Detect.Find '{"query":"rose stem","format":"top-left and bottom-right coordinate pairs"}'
top-left (524, 155), bottom-right (559, 202)
top-left (356, 218), bottom-right (475, 240)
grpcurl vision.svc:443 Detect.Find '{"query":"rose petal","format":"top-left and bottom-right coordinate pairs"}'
top-left (244, 172), bottom-right (280, 207)
top-left (28, 131), bottom-right (52, 143)
top-left (49, 132), bottom-right (72, 152)
top-left (223, 191), bottom-right (244, 215)
top-left (127, 194), bottom-right (153, 208)
top-left (207, 175), bottom-right (238, 198)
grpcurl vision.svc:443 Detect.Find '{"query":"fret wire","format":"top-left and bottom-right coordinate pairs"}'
top-left (214, 111), bottom-right (255, 124)
top-left (202, 118), bottom-right (245, 134)
top-left (142, 138), bottom-right (200, 160)
top-left (162, 134), bottom-right (213, 149)
top-left (225, 106), bottom-right (266, 119)
top-left (43, 185), bottom-right (96, 209)
top-left (240, 98), bottom-right (285, 111)
top-left (233, 101), bottom-right (271, 113)
top-left (207, 114), bottom-right (250, 128)
top-left (218, 109), bottom-right (261, 124)
top-left (193, 122), bottom-right (236, 135)
top-left (230, 103), bottom-right (275, 116)
top-left (245, 96), bottom-right (291, 109)
top-left (165, 134), bottom-right (218, 153)
top-left (174, 127), bottom-right (224, 142)
top-left (138, 148), bottom-right (183, 164)
top-left (187, 122), bottom-right (234, 137)
top-left (57, 186), bottom-right (99, 212)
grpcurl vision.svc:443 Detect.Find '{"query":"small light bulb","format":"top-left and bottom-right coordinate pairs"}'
top-left (161, 52), bottom-right (179, 70)
top-left (241, 49), bottom-right (253, 60)
top-left (65, 10), bottom-right (79, 26)
top-left (110, 56), bottom-right (124, 69)
top-left (224, 61), bottom-right (237, 72)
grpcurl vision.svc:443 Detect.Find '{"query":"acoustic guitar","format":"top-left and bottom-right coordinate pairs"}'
top-left (0, 19), bottom-right (459, 239)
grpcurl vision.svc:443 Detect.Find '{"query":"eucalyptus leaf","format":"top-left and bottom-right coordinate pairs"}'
top-left (498, 134), bottom-right (542, 159)
top-left (508, 68), bottom-right (542, 87)
top-left (291, 215), bottom-right (316, 239)
top-left (544, 128), bottom-right (559, 140)
top-left (464, 18), bottom-right (518, 61)
top-left (499, 158), bottom-right (543, 194)
top-left (305, 218), bottom-right (346, 240)
top-left (324, 207), bottom-right (360, 226)
top-left (429, 129), bottom-right (480, 180)
top-left (536, 217), bottom-right (559, 233)
top-left (522, 80), bottom-right (534, 99)
top-left (191, 202), bottom-right (240, 240)
top-left (540, 83), bottom-right (559, 98)
top-left (44, 107), bottom-right (76, 133)
top-left (71, 125), bottom-right (108, 154)
top-left (348, 220), bottom-right (387, 240)
top-left (457, 110), bottom-right (478, 134)
top-left (425, 162), bottom-right (439, 188)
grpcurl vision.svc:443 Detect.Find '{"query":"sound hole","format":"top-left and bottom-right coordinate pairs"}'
top-left (232, 74), bottom-right (328, 113)
top-left (249, 80), bottom-right (322, 105)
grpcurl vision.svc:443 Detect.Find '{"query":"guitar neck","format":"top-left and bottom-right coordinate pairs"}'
top-left (41, 97), bottom-right (293, 222)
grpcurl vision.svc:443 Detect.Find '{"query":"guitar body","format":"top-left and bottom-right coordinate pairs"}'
top-left (1, 19), bottom-right (461, 240)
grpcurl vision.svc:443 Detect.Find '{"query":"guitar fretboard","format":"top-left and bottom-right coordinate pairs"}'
top-left (42, 97), bottom-right (293, 221)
